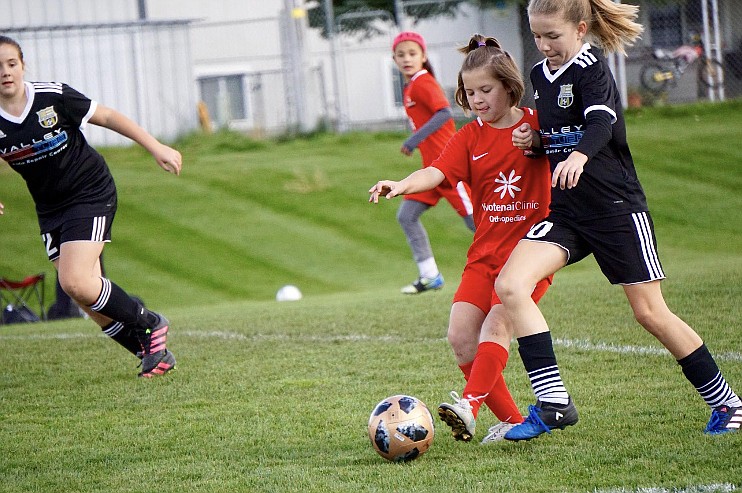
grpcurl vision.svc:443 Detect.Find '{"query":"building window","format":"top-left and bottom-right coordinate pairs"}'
top-left (198, 75), bottom-right (248, 128)
top-left (392, 65), bottom-right (405, 108)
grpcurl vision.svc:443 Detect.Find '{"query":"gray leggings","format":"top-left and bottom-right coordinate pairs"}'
top-left (397, 199), bottom-right (474, 263)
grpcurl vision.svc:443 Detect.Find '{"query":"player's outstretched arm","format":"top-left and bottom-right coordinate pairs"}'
top-left (368, 167), bottom-right (445, 203)
top-left (89, 104), bottom-right (182, 176)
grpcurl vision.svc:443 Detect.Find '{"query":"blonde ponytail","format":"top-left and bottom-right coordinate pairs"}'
top-left (528, 0), bottom-right (643, 55)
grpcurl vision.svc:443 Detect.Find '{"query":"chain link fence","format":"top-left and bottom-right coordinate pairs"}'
top-left (622, 0), bottom-right (741, 106)
top-left (3, 1), bottom-right (737, 138)
top-left (309, 0), bottom-right (741, 130)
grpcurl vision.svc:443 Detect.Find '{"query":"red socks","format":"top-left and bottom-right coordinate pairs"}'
top-left (458, 342), bottom-right (523, 424)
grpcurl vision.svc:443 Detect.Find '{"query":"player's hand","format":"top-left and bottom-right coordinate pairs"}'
top-left (368, 181), bottom-right (401, 203)
top-left (552, 152), bottom-right (587, 190)
top-left (512, 123), bottom-right (534, 150)
top-left (0, 201), bottom-right (4, 216)
top-left (400, 145), bottom-right (413, 156)
top-left (153, 144), bottom-right (183, 176)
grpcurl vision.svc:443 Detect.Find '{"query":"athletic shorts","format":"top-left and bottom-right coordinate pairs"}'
top-left (453, 260), bottom-right (551, 314)
top-left (523, 211), bottom-right (665, 285)
top-left (405, 181), bottom-right (473, 218)
top-left (41, 214), bottom-right (114, 261)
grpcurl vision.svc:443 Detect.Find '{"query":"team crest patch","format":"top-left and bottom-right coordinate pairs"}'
top-left (557, 84), bottom-right (574, 108)
top-left (37, 106), bottom-right (58, 129)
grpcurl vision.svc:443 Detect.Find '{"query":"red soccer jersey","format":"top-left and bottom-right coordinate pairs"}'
top-left (431, 108), bottom-right (551, 269)
top-left (403, 70), bottom-right (456, 167)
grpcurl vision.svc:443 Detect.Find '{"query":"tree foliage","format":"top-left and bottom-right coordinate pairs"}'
top-left (308, 0), bottom-right (521, 38)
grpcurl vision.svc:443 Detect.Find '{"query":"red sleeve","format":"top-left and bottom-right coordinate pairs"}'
top-left (429, 124), bottom-right (472, 187)
top-left (411, 74), bottom-right (451, 114)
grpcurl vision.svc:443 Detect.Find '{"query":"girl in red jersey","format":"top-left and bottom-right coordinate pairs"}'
top-left (371, 34), bottom-right (552, 443)
top-left (391, 31), bottom-right (475, 295)
top-left (0, 36), bottom-right (180, 378)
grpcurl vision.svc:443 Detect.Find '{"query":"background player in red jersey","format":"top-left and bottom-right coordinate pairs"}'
top-left (0, 36), bottom-right (181, 377)
top-left (371, 34), bottom-right (552, 443)
top-left (498, 0), bottom-right (741, 441)
top-left (391, 31), bottom-right (475, 295)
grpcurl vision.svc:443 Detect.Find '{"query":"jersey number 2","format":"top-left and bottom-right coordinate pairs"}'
top-left (42, 233), bottom-right (59, 258)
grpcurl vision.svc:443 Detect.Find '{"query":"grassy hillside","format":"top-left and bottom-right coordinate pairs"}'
top-left (1, 101), bottom-right (740, 492)
top-left (1, 100), bottom-right (741, 311)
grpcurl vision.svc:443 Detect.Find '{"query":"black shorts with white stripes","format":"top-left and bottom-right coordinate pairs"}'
top-left (523, 211), bottom-right (665, 285)
top-left (40, 213), bottom-right (114, 262)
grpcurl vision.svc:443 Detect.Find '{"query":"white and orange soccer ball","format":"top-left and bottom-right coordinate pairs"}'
top-left (367, 394), bottom-right (435, 462)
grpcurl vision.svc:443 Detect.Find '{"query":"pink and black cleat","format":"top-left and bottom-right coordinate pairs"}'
top-left (138, 314), bottom-right (176, 378)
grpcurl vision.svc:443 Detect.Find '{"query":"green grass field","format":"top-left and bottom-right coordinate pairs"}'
top-left (1, 101), bottom-right (741, 492)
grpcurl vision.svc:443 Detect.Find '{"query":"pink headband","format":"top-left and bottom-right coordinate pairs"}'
top-left (392, 31), bottom-right (426, 53)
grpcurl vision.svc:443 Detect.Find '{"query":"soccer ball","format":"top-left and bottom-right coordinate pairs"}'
top-left (276, 285), bottom-right (302, 301)
top-left (367, 395), bottom-right (435, 462)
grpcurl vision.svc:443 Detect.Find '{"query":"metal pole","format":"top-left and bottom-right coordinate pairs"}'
top-left (137, 0), bottom-right (147, 20)
top-left (284, 0), bottom-right (311, 133)
top-left (701, 0), bottom-right (716, 102)
top-left (394, 0), bottom-right (409, 30)
top-left (710, 0), bottom-right (725, 100)
top-left (324, 0), bottom-right (344, 131)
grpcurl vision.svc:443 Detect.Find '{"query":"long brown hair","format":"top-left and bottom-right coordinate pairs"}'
top-left (454, 34), bottom-right (524, 111)
top-left (527, 0), bottom-right (643, 55)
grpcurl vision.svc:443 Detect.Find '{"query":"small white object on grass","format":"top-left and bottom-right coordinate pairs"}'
top-left (276, 285), bottom-right (302, 301)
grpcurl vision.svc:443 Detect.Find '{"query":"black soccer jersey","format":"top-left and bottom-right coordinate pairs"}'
top-left (531, 43), bottom-right (647, 220)
top-left (0, 81), bottom-right (116, 231)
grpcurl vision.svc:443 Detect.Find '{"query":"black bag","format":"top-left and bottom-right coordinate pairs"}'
top-left (2, 304), bottom-right (41, 324)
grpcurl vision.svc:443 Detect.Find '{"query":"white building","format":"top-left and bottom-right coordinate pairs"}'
top-left (0, 0), bottom-right (523, 142)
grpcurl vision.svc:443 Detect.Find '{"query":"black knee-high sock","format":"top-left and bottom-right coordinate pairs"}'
top-left (678, 344), bottom-right (741, 409)
top-left (89, 278), bottom-right (156, 329)
top-left (517, 332), bottom-right (570, 406)
top-left (101, 321), bottom-right (141, 355)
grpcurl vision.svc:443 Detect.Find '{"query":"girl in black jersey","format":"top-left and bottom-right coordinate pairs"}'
top-left (0, 36), bottom-right (181, 378)
top-left (494, 0), bottom-right (741, 439)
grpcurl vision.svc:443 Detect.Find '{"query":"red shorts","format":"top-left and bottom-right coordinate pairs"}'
top-left (405, 181), bottom-right (473, 217)
top-left (453, 260), bottom-right (551, 314)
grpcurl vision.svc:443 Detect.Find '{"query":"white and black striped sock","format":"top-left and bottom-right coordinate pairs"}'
top-left (697, 372), bottom-right (742, 409)
top-left (528, 364), bottom-right (570, 406)
top-left (679, 344), bottom-right (742, 409)
top-left (518, 332), bottom-right (571, 406)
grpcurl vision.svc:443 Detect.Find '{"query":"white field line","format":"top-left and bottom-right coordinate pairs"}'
top-left (1, 330), bottom-right (742, 363)
top-left (593, 483), bottom-right (737, 493)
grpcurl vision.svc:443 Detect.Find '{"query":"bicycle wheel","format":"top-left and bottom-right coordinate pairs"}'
top-left (698, 59), bottom-right (724, 89)
top-left (640, 63), bottom-right (671, 94)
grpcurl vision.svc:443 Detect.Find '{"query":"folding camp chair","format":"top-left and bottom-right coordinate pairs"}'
top-left (0, 273), bottom-right (47, 324)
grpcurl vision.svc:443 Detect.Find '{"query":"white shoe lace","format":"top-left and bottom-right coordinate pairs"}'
top-left (449, 391), bottom-right (473, 412)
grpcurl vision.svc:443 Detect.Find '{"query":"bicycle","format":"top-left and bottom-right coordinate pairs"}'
top-left (640, 44), bottom-right (724, 95)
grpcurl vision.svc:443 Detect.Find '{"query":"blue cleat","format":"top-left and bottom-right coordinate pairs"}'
top-left (401, 273), bottom-right (444, 294)
top-left (704, 405), bottom-right (742, 435)
top-left (504, 398), bottom-right (578, 441)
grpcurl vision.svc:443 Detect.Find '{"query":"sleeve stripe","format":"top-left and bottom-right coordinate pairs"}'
top-left (80, 100), bottom-right (97, 129)
top-left (584, 104), bottom-right (617, 124)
